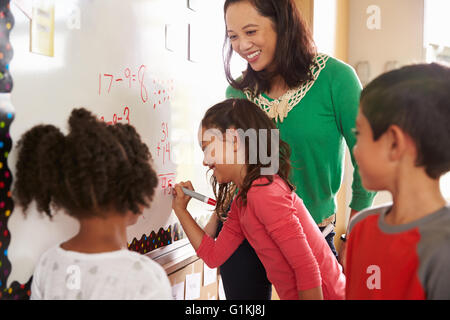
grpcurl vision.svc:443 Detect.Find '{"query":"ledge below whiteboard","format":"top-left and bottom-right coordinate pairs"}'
top-left (147, 239), bottom-right (198, 275)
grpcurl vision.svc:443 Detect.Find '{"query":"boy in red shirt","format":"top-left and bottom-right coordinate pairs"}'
top-left (345, 63), bottom-right (450, 299)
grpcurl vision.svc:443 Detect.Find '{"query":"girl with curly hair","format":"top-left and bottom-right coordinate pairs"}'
top-left (14, 108), bottom-right (172, 300)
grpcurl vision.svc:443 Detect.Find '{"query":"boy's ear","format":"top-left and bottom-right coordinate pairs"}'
top-left (387, 125), bottom-right (408, 161)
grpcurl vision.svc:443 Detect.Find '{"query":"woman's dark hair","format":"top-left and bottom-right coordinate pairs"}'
top-left (201, 98), bottom-right (294, 220)
top-left (223, 0), bottom-right (317, 96)
top-left (14, 108), bottom-right (158, 219)
top-left (360, 63), bottom-right (450, 179)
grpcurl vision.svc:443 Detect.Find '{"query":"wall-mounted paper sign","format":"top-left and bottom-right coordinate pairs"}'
top-left (187, 23), bottom-right (201, 62)
top-left (165, 23), bottom-right (186, 55)
top-left (187, 0), bottom-right (200, 12)
top-left (165, 24), bottom-right (175, 52)
top-left (185, 272), bottom-right (201, 300)
top-left (218, 277), bottom-right (226, 300)
top-left (30, 0), bottom-right (55, 56)
top-left (203, 263), bottom-right (217, 287)
top-left (171, 282), bottom-right (185, 300)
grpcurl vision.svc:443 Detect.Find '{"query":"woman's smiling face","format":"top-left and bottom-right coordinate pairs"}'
top-left (225, 1), bottom-right (278, 72)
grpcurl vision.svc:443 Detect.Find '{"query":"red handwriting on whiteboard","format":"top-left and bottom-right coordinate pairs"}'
top-left (98, 65), bottom-right (148, 103)
top-left (99, 106), bottom-right (131, 125)
top-left (156, 122), bottom-right (171, 165)
top-left (152, 79), bottom-right (174, 109)
top-left (158, 172), bottom-right (175, 195)
top-left (138, 65), bottom-right (148, 103)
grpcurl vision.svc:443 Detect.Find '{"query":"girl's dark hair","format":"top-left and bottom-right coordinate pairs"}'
top-left (360, 63), bottom-right (450, 179)
top-left (14, 108), bottom-right (158, 219)
top-left (223, 0), bottom-right (317, 96)
top-left (201, 98), bottom-right (294, 220)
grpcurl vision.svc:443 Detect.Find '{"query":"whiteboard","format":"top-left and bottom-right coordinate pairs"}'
top-left (5, 0), bottom-right (226, 287)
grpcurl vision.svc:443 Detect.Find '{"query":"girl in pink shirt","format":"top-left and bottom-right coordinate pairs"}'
top-left (172, 99), bottom-right (345, 300)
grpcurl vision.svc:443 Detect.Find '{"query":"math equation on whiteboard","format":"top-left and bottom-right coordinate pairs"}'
top-left (99, 65), bottom-right (148, 103)
top-left (99, 106), bottom-right (130, 125)
top-left (157, 121), bottom-right (171, 165)
top-left (98, 64), bottom-right (174, 108)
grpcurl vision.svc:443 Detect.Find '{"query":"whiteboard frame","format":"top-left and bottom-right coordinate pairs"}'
top-left (147, 238), bottom-right (196, 268)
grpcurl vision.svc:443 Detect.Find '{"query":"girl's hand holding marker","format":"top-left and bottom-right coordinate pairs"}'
top-left (180, 187), bottom-right (217, 206)
top-left (171, 182), bottom-right (216, 214)
top-left (170, 181), bottom-right (210, 250)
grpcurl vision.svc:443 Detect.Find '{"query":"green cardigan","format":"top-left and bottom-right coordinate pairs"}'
top-left (226, 55), bottom-right (376, 224)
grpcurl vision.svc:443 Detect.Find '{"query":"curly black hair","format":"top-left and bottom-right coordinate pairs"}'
top-left (13, 108), bottom-right (158, 219)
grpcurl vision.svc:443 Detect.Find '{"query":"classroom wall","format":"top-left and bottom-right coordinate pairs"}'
top-left (335, 0), bottom-right (349, 62)
top-left (347, 0), bottom-right (425, 209)
top-left (294, 0), bottom-right (314, 31)
top-left (314, 0), bottom-right (427, 246)
top-left (348, 0), bottom-right (425, 84)
top-left (313, 0), bottom-right (350, 60)
top-left (346, 0), bottom-right (426, 215)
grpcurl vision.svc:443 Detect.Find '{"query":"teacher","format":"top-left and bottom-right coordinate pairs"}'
top-left (203, 0), bottom-right (376, 300)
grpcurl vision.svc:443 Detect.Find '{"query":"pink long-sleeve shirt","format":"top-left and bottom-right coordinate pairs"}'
top-left (196, 176), bottom-right (345, 300)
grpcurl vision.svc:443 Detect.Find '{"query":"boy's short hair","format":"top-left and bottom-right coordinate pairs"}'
top-left (360, 63), bottom-right (450, 179)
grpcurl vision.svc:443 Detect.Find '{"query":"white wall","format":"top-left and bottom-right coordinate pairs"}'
top-left (348, 0), bottom-right (425, 86)
top-left (348, 0), bottom-right (425, 207)
top-left (313, 0), bottom-right (337, 56)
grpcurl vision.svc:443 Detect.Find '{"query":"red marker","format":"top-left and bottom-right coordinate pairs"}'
top-left (170, 184), bottom-right (216, 206)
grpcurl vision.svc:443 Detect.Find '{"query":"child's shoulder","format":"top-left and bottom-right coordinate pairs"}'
top-left (415, 205), bottom-right (450, 299)
top-left (416, 205), bottom-right (450, 249)
top-left (348, 203), bottom-right (391, 234)
top-left (35, 244), bottom-right (61, 269)
top-left (120, 250), bottom-right (167, 280)
top-left (244, 176), bottom-right (295, 208)
top-left (40, 245), bottom-right (166, 280)
top-left (248, 175), bottom-right (291, 195)
top-left (125, 253), bottom-right (172, 299)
